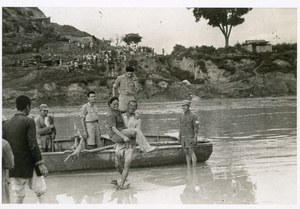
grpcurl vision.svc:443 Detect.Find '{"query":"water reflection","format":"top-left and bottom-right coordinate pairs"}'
top-left (109, 189), bottom-right (137, 204)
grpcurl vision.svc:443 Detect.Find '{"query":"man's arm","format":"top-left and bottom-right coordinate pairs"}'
top-left (27, 119), bottom-right (48, 176)
top-left (112, 76), bottom-right (121, 96)
top-left (133, 74), bottom-right (139, 92)
top-left (80, 105), bottom-right (88, 138)
top-left (2, 141), bottom-right (14, 170)
top-left (35, 117), bottom-right (52, 136)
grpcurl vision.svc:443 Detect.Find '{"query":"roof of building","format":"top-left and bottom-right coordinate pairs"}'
top-left (245, 40), bottom-right (269, 44)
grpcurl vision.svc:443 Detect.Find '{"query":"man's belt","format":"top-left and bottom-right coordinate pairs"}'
top-left (85, 120), bottom-right (98, 123)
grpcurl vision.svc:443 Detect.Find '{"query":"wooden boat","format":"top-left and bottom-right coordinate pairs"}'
top-left (43, 135), bottom-right (213, 172)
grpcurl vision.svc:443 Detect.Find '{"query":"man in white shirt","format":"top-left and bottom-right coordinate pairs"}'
top-left (122, 100), bottom-right (156, 153)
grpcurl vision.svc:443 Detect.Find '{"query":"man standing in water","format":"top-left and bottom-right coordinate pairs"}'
top-left (113, 135), bottom-right (136, 190)
top-left (35, 104), bottom-right (56, 152)
top-left (112, 66), bottom-right (139, 111)
top-left (2, 95), bottom-right (48, 203)
top-left (179, 100), bottom-right (199, 168)
top-left (81, 91), bottom-right (103, 149)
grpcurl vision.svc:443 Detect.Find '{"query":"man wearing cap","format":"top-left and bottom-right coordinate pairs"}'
top-left (112, 66), bottom-right (139, 111)
top-left (179, 100), bottom-right (199, 168)
top-left (35, 104), bottom-right (56, 152)
top-left (2, 95), bottom-right (48, 203)
top-left (81, 91), bottom-right (103, 149)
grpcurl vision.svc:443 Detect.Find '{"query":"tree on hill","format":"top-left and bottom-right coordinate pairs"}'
top-left (122, 33), bottom-right (142, 45)
top-left (190, 8), bottom-right (252, 48)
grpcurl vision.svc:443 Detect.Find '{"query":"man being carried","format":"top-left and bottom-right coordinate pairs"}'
top-left (35, 104), bottom-right (56, 152)
top-left (112, 66), bottom-right (139, 111)
top-left (122, 100), bottom-right (157, 153)
top-left (3, 95), bottom-right (48, 203)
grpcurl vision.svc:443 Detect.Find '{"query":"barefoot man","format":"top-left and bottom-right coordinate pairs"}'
top-left (179, 100), bottom-right (199, 168)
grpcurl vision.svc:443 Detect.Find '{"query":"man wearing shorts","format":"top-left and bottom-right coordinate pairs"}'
top-left (179, 100), bottom-right (199, 168)
top-left (81, 91), bottom-right (103, 149)
top-left (2, 95), bottom-right (48, 204)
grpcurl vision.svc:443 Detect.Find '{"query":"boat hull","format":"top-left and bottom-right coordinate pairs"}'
top-left (44, 135), bottom-right (213, 172)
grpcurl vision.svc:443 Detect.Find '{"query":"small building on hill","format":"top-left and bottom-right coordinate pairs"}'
top-left (243, 40), bottom-right (272, 53)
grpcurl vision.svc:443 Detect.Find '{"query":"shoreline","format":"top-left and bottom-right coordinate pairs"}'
top-left (2, 96), bottom-right (297, 117)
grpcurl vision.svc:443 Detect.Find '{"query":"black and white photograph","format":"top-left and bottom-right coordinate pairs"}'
top-left (1, 0), bottom-right (298, 207)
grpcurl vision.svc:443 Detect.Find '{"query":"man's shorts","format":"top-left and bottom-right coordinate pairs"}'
top-left (11, 170), bottom-right (46, 197)
top-left (41, 135), bottom-right (52, 150)
top-left (86, 122), bottom-right (101, 146)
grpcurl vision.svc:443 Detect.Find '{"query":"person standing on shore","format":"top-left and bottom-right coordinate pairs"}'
top-left (2, 95), bottom-right (48, 204)
top-left (81, 91), bottom-right (103, 149)
top-left (112, 66), bottom-right (139, 111)
top-left (178, 100), bottom-right (199, 168)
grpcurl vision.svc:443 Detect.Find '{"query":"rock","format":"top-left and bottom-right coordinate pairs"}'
top-left (182, 80), bottom-right (191, 85)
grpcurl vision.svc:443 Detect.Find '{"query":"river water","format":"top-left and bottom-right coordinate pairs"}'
top-left (2, 97), bottom-right (297, 205)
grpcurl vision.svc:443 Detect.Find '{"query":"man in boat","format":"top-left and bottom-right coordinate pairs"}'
top-left (179, 100), bottom-right (199, 168)
top-left (35, 104), bottom-right (56, 152)
top-left (2, 95), bottom-right (48, 203)
top-left (81, 91), bottom-right (103, 149)
top-left (2, 116), bottom-right (15, 204)
top-left (112, 66), bottom-right (139, 111)
top-left (122, 100), bottom-right (157, 153)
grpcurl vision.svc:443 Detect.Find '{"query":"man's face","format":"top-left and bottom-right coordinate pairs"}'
top-left (126, 71), bottom-right (133, 78)
top-left (110, 99), bottom-right (119, 110)
top-left (88, 94), bottom-right (96, 103)
top-left (128, 102), bottom-right (137, 114)
top-left (41, 109), bottom-right (48, 117)
top-left (182, 104), bottom-right (190, 113)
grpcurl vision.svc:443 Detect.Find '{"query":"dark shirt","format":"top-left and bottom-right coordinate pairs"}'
top-left (106, 108), bottom-right (126, 138)
top-left (3, 113), bottom-right (43, 178)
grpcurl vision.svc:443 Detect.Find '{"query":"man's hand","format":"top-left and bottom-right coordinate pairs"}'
top-left (38, 164), bottom-right (48, 177)
top-left (193, 136), bottom-right (198, 144)
top-left (50, 124), bottom-right (55, 129)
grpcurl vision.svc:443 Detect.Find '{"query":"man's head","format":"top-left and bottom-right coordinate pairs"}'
top-left (127, 100), bottom-right (138, 114)
top-left (125, 66), bottom-right (135, 78)
top-left (182, 100), bottom-right (191, 113)
top-left (87, 91), bottom-right (96, 104)
top-left (16, 95), bottom-right (31, 115)
top-left (39, 104), bottom-right (49, 117)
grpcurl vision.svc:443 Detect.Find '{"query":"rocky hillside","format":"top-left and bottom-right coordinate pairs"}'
top-left (2, 7), bottom-right (297, 107)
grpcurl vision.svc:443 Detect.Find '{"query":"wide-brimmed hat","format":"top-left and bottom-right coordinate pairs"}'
top-left (182, 100), bottom-right (191, 106)
top-left (40, 104), bottom-right (49, 111)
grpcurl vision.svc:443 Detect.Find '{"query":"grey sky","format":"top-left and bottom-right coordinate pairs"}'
top-left (1, 0), bottom-right (298, 54)
top-left (39, 7), bottom-right (297, 54)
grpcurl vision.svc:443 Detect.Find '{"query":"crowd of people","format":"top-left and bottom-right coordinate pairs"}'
top-left (2, 66), bottom-right (201, 203)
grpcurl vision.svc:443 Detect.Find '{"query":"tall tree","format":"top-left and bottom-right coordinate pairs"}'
top-left (190, 8), bottom-right (252, 48)
top-left (122, 33), bottom-right (142, 45)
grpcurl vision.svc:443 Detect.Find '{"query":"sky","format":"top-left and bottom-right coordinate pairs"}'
top-left (37, 7), bottom-right (297, 54)
top-left (0, 0), bottom-right (298, 54)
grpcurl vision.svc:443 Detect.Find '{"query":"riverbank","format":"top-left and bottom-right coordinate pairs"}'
top-left (2, 96), bottom-right (297, 119)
